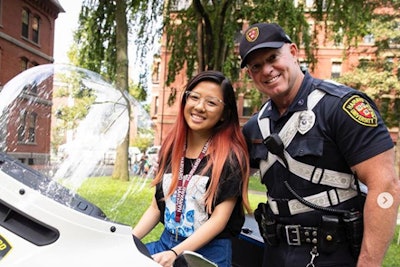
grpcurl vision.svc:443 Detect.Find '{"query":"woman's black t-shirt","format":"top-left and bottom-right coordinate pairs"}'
top-left (155, 155), bottom-right (245, 239)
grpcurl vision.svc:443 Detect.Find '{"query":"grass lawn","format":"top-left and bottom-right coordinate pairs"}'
top-left (76, 176), bottom-right (400, 266)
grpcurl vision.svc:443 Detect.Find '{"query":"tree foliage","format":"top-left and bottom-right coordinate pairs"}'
top-left (72, 0), bottom-right (161, 180)
top-left (159, 0), bottom-right (394, 85)
top-left (74, 0), bottom-right (117, 81)
top-left (335, 1), bottom-right (400, 127)
top-left (73, 0), bottom-right (161, 88)
top-left (73, 0), bottom-right (398, 98)
top-left (336, 64), bottom-right (400, 128)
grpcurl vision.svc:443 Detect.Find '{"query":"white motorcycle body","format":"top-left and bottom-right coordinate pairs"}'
top-left (0, 153), bottom-right (160, 267)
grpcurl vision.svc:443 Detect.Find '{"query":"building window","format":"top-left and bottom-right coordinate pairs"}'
top-left (363, 34), bottom-right (374, 44)
top-left (17, 111), bottom-right (37, 143)
top-left (331, 61), bottom-right (342, 78)
top-left (294, 0), bottom-right (326, 10)
top-left (305, 0), bottom-right (314, 8)
top-left (23, 82), bottom-right (38, 95)
top-left (32, 15), bottom-right (40, 43)
top-left (300, 61), bottom-right (309, 73)
top-left (243, 97), bottom-right (253, 116)
top-left (389, 22), bottom-right (400, 49)
top-left (358, 58), bottom-right (370, 69)
top-left (384, 57), bottom-right (394, 72)
top-left (17, 111), bottom-right (27, 142)
top-left (30, 83), bottom-right (38, 94)
top-left (21, 57), bottom-right (29, 71)
top-left (333, 28), bottom-right (344, 47)
top-left (152, 59), bottom-right (160, 83)
top-left (22, 9), bottom-right (29, 38)
top-left (154, 96), bottom-right (159, 115)
top-left (0, 47), bottom-right (2, 80)
top-left (0, 0), bottom-right (3, 26)
top-left (170, 0), bottom-right (191, 10)
top-left (28, 112), bottom-right (37, 143)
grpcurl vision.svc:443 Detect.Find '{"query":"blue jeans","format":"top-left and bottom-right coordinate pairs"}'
top-left (146, 229), bottom-right (232, 267)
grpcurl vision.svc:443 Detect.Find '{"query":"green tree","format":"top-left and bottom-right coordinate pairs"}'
top-left (129, 81), bottom-right (147, 102)
top-left (113, 0), bottom-right (130, 181)
top-left (335, 1), bottom-right (400, 127)
top-left (161, 0), bottom-right (393, 85)
top-left (73, 0), bottom-right (160, 181)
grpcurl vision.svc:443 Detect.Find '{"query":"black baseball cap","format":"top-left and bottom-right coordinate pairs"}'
top-left (239, 23), bottom-right (292, 68)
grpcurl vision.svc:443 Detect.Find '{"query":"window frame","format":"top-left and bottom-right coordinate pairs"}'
top-left (331, 61), bottom-right (342, 79)
top-left (21, 57), bottom-right (29, 71)
top-left (28, 112), bottom-right (37, 143)
top-left (31, 15), bottom-right (40, 43)
top-left (21, 8), bottom-right (30, 39)
top-left (17, 111), bottom-right (27, 142)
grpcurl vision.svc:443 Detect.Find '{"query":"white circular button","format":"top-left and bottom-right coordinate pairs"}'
top-left (377, 192), bottom-right (394, 209)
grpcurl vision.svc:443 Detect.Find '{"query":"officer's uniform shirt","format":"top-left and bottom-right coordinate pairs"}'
top-left (243, 73), bottom-right (394, 226)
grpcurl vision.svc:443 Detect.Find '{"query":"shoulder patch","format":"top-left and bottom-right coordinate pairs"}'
top-left (342, 95), bottom-right (377, 127)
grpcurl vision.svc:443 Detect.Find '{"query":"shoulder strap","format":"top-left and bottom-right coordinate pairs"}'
top-left (258, 89), bottom-right (325, 143)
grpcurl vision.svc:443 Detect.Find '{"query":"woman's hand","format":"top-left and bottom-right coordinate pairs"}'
top-left (152, 250), bottom-right (177, 267)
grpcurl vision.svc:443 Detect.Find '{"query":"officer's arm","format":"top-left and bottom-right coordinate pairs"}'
top-left (351, 148), bottom-right (400, 267)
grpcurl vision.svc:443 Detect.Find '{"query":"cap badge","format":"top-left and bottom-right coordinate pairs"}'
top-left (246, 27), bottom-right (259, 42)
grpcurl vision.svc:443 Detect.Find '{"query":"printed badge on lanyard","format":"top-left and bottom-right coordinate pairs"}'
top-left (175, 139), bottom-right (210, 222)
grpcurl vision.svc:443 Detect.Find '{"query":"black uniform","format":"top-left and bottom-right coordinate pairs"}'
top-left (243, 73), bottom-right (393, 267)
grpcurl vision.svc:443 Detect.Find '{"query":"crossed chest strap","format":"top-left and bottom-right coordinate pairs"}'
top-left (257, 90), bottom-right (357, 215)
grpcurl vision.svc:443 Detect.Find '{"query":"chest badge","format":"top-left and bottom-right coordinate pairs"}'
top-left (297, 110), bottom-right (315, 134)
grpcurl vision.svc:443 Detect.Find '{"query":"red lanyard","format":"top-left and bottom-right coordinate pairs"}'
top-left (175, 139), bottom-right (210, 222)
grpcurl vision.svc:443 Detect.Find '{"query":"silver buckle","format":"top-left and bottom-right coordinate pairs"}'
top-left (285, 225), bottom-right (301, 246)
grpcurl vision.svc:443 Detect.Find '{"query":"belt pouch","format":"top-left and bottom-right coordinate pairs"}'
top-left (254, 202), bottom-right (279, 246)
top-left (343, 211), bottom-right (363, 259)
top-left (318, 215), bottom-right (340, 254)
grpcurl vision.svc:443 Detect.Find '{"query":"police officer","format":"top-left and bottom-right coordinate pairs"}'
top-left (239, 22), bottom-right (400, 267)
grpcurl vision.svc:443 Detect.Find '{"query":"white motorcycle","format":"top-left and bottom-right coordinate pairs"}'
top-left (0, 152), bottom-right (218, 267)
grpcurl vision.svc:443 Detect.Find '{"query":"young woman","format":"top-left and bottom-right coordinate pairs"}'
top-left (132, 70), bottom-right (251, 267)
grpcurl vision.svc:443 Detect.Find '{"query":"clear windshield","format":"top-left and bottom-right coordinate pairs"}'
top-left (0, 64), bottom-right (153, 220)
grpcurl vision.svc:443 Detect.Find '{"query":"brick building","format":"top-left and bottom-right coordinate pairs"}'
top-left (0, 0), bottom-right (64, 165)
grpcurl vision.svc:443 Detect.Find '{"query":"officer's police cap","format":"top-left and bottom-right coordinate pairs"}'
top-left (239, 23), bottom-right (292, 68)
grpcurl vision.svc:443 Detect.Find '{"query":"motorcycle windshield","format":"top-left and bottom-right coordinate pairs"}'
top-left (0, 64), bottom-right (152, 219)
